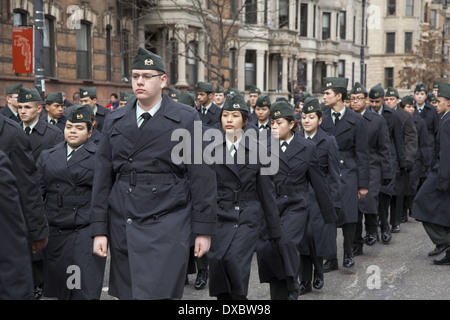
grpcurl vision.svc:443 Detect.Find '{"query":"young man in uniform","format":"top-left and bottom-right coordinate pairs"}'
top-left (196, 81), bottom-right (221, 128)
top-left (412, 82), bottom-right (450, 265)
top-left (79, 87), bottom-right (111, 132)
top-left (2, 83), bottom-right (22, 123)
top-left (118, 91), bottom-right (135, 109)
top-left (248, 85), bottom-right (261, 122)
top-left (90, 47), bottom-right (217, 300)
top-left (349, 83), bottom-right (392, 256)
top-left (213, 85), bottom-right (226, 108)
top-left (253, 94), bottom-right (272, 131)
top-left (42, 92), bottom-right (67, 132)
top-left (320, 77), bottom-right (370, 271)
top-left (167, 88), bottom-right (181, 102)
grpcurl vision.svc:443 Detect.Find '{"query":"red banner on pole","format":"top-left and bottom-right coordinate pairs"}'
top-left (12, 27), bottom-right (33, 73)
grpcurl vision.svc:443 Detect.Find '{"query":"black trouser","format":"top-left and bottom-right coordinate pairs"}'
top-left (378, 193), bottom-right (391, 227)
top-left (299, 216), bottom-right (323, 281)
top-left (354, 211), bottom-right (378, 249)
top-left (422, 222), bottom-right (450, 245)
top-left (269, 277), bottom-right (299, 300)
top-left (325, 223), bottom-right (356, 259)
top-left (390, 195), bottom-right (403, 227)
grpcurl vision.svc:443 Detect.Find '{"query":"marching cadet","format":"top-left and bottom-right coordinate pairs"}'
top-left (213, 85), bottom-right (226, 108)
top-left (118, 91), bottom-right (135, 109)
top-left (295, 91), bottom-right (311, 120)
top-left (90, 47), bottom-right (217, 300)
top-left (368, 84), bottom-right (406, 243)
top-left (207, 93), bottom-right (281, 300)
top-left (196, 81), bottom-right (221, 127)
top-left (178, 91), bottom-right (196, 109)
top-left (349, 83), bottom-right (392, 256)
top-left (253, 94), bottom-right (272, 131)
top-left (413, 82), bottom-right (439, 172)
top-left (248, 85), bottom-right (261, 122)
top-left (2, 83), bottom-right (22, 123)
top-left (167, 88), bottom-right (181, 102)
top-left (36, 105), bottom-right (106, 299)
top-left (411, 82), bottom-right (450, 265)
top-left (297, 97), bottom-right (340, 296)
top-left (398, 95), bottom-right (431, 222)
top-left (0, 149), bottom-right (34, 300)
top-left (427, 92), bottom-right (438, 108)
top-left (79, 87), bottom-right (111, 132)
top-left (320, 77), bottom-right (370, 271)
top-left (18, 88), bottom-right (64, 299)
top-left (42, 92), bottom-right (67, 132)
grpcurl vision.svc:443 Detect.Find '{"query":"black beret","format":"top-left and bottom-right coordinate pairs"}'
top-left (168, 88), bottom-right (181, 100)
top-left (271, 100), bottom-right (294, 119)
top-left (350, 82), bottom-right (367, 95)
top-left (248, 85), bottom-right (261, 94)
top-left (45, 92), bottom-right (64, 105)
top-left (196, 82), bottom-right (214, 93)
top-left (437, 82), bottom-right (450, 99)
top-left (401, 95), bottom-right (415, 106)
top-left (255, 94), bottom-right (271, 108)
top-left (323, 77), bottom-right (348, 90)
top-left (18, 87), bottom-right (41, 103)
top-left (6, 83), bottom-right (23, 95)
top-left (222, 93), bottom-right (249, 112)
top-left (80, 87), bottom-right (97, 99)
top-left (414, 82), bottom-right (428, 93)
top-left (214, 85), bottom-right (226, 94)
top-left (131, 47), bottom-right (165, 73)
top-left (302, 96), bottom-right (322, 114)
top-left (67, 104), bottom-right (92, 124)
top-left (369, 83), bottom-right (385, 99)
top-left (120, 91), bottom-right (134, 102)
top-left (385, 87), bottom-right (399, 98)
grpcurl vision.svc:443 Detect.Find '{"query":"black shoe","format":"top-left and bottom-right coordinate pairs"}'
top-left (391, 225), bottom-right (400, 233)
top-left (343, 253), bottom-right (355, 268)
top-left (352, 246), bottom-right (363, 256)
top-left (33, 284), bottom-right (43, 300)
top-left (285, 289), bottom-right (299, 300)
top-left (312, 271), bottom-right (324, 290)
top-left (194, 269), bottom-right (208, 290)
top-left (428, 243), bottom-right (450, 256)
top-left (433, 252), bottom-right (450, 265)
top-left (365, 233), bottom-right (378, 246)
top-left (298, 281), bottom-right (312, 295)
top-left (323, 259), bottom-right (339, 273)
top-left (401, 215), bottom-right (408, 223)
top-left (380, 225), bottom-right (391, 243)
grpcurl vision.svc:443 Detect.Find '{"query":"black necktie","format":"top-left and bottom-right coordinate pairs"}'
top-left (307, 136), bottom-right (312, 140)
top-left (259, 125), bottom-right (267, 129)
top-left (333, 112), bottom-right (341, 126)
top-left (67, 149), bottom-right (75, 161)
top-left (140, 113), bottom-right (151, 130)
top-left (281, 141), bottom-right (288, 152)
top-left (231, 144), bottom-right (237, 157)
top-left (25, 127), bottom-right (31, 135)
top-left (50, 119), bottom-right (56, 125)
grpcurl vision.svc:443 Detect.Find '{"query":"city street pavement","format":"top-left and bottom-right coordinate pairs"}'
top-left (98, 217), bottom-right (450, 301)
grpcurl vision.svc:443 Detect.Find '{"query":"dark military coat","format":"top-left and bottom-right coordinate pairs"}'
top-left (90, 95), bottom-right (217, 300)
top-left (412, 111), bottom-right (450, 227)
top-left (0, 150), bottom-right (34, 300)
top-left (414, 101), bottom-right (440, 167)
top-left (93, 104), bottom-right (110, 133)
top-left (36, 141), bottom-right (105, 300)
top-left (320, 107), bottom-right (370, 226)
top-left (198, 102), bottom-right (221, 127)
top-left (0, 105), bottom-right (20, 123)
top-left (24, 118), bottom-right (64, 161)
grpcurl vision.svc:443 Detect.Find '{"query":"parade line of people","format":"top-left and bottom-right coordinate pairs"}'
top-left (1, 47), bottom-right (449, 300)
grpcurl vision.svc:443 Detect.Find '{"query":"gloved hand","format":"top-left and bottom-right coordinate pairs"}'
top-left (382, 178), bottom-right (392, 186)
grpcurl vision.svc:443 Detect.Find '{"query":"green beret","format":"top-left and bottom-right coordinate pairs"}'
top-left (350, 82), bottom-right (367, 95)
top-left (276, 97), bottom-right (289, 103)
top-left (196, 82), bottom-right (214, 93)
top-left (18, 87), bottom-right (41, 103)
top-left (255, 94), bottom-right (271, 108)
top-left (79, 87), bottom-right (97, 99)
top-left (120, 91), bottom-right (134, 102)
top-left (299, 91), bottom-right (311, 103)
top-left (437, 82), bottom-right (450, 99)
top-left (401, 95), bottom-right (415, 106)
top-left (168, 88), bottom-right (181, 100)
top-left (414, 82), bottom-right (428, 93)
top-left (214, 85), bottom-right (226, 94)
top-left (45, 92), bottom-right (64, 105)
top-left (270, 100), bottom-right (294, 119)
top-left (433, 81), bottom-right (444, 89)
top-left (369, 83), bottom-right (385, 99)
top-left (323, 77), bottom-right (348, 90)
top-left (222, 93), bottom-right (249, 112)
top-left (178, 92), bottom-right (196, 108)
top-left (249, 85), bottom-right (261, 94)
top-left (302, 97), bottom-right (322, 114)
top-left (67, 104), bottom-right (92, 124)
top-left (385, 87), bottom-right (399, 98)
top-left (6, 83), bottom-right (23, 95)
top-left (131, 47), bottom-right (165, 73)
top-left (226, 87), bottom-right (241, 96)
top-left (427, 92), bottom-right (438, 102)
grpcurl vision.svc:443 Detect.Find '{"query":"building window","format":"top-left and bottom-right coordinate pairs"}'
top-left (404, 32), bottom-right (412, 53)
top-left (300, 3), bottom-right (308, 37)
top-left (313, 5), bottom-right (316, 38)
top-left (169, 38), bottom-right (178, 85)
top-left (245, 0), bottom-right (257, 24)
top-left (322, 12), bottom-right (331, 40)
top-left (279, 0), bottom-right (289, 28)
top-left (188, 42), bottom-right (198, 86)
top-left (76, 22), bottom-right (91, 80)
top-left (387, 0), bottom-right (396, 16)
top-left (385, 68), bottom-right (394, 88)
top-left (338, 60), bottom-right (345, 77)
top-left (406, 0), bottom-right (414, 16)
top-left (245, 50), bottom-right (256, 90)
top-left (446, 18), bottom-right (450, 36)
top-left (13, 10), bottom-right (27, 26)
top-left (430, 10), bottom-right (437, 28)
top-left (121, 30), bottom-right (130, 83)
top-left (229, 48), bottom-right (236, 88)
top-left (43, 16), bottom-right (55, 78)
top-left (297, 59), bottom-right (307, 88)
top-left (353, 16), bottom-right (356, 43)
top-left (352, 62), bottom-right (355, 86)
top-left (229, 0), bottom-right (237, 19)
top-left (386, 32), bottom-right (395, 53)
top-left (106, 26), bottom-right (112, 82)
top-left (340, 11), bottom-right (346, 40)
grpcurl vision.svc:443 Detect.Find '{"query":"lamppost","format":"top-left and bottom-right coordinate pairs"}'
top-left (34, 0), bottom-right (44, 100)
top-left (442, 0), bottom-right (448, 80)
top-left (360, 0), bottom-right (366, 86)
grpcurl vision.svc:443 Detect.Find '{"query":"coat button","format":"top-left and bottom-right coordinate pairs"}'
top-left (126, 187), bottom-right (132, 193)
top-left (127, 218), bottom-right (132, 224)
top-left (128, 157), bottom-right (133, 163)
top-left (233, 224), bottom-right (238, 228)
top-left (340, 160), bottom-right (344, 164)
top-left (235, 206), bottom-right (240, 211)
top-left (152, 188), bottom-right (157, 194)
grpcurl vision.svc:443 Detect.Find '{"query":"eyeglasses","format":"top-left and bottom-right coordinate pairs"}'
top-left (130, 73), bottom-right (165, 81)
top-left (350, 97), bottom-right (366, 102)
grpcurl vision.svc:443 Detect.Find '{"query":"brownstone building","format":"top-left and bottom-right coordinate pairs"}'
top-left (0, 0), bottom-right (135, 106)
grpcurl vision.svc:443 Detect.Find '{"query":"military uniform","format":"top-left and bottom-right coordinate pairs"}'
top-left (90, 48), bottom-right (217, 300)
top-left (79, 87), bottom-right (111, 132)
top-left (320, 77), bottom-right (370, 270)
top-left (196, 82), bottom-right (221, 128)
top-left (2, 83), bottom-right (22, 123)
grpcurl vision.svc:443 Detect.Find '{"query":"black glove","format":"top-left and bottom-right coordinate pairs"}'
top-left (382, 178), bottom-right (392, 186)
